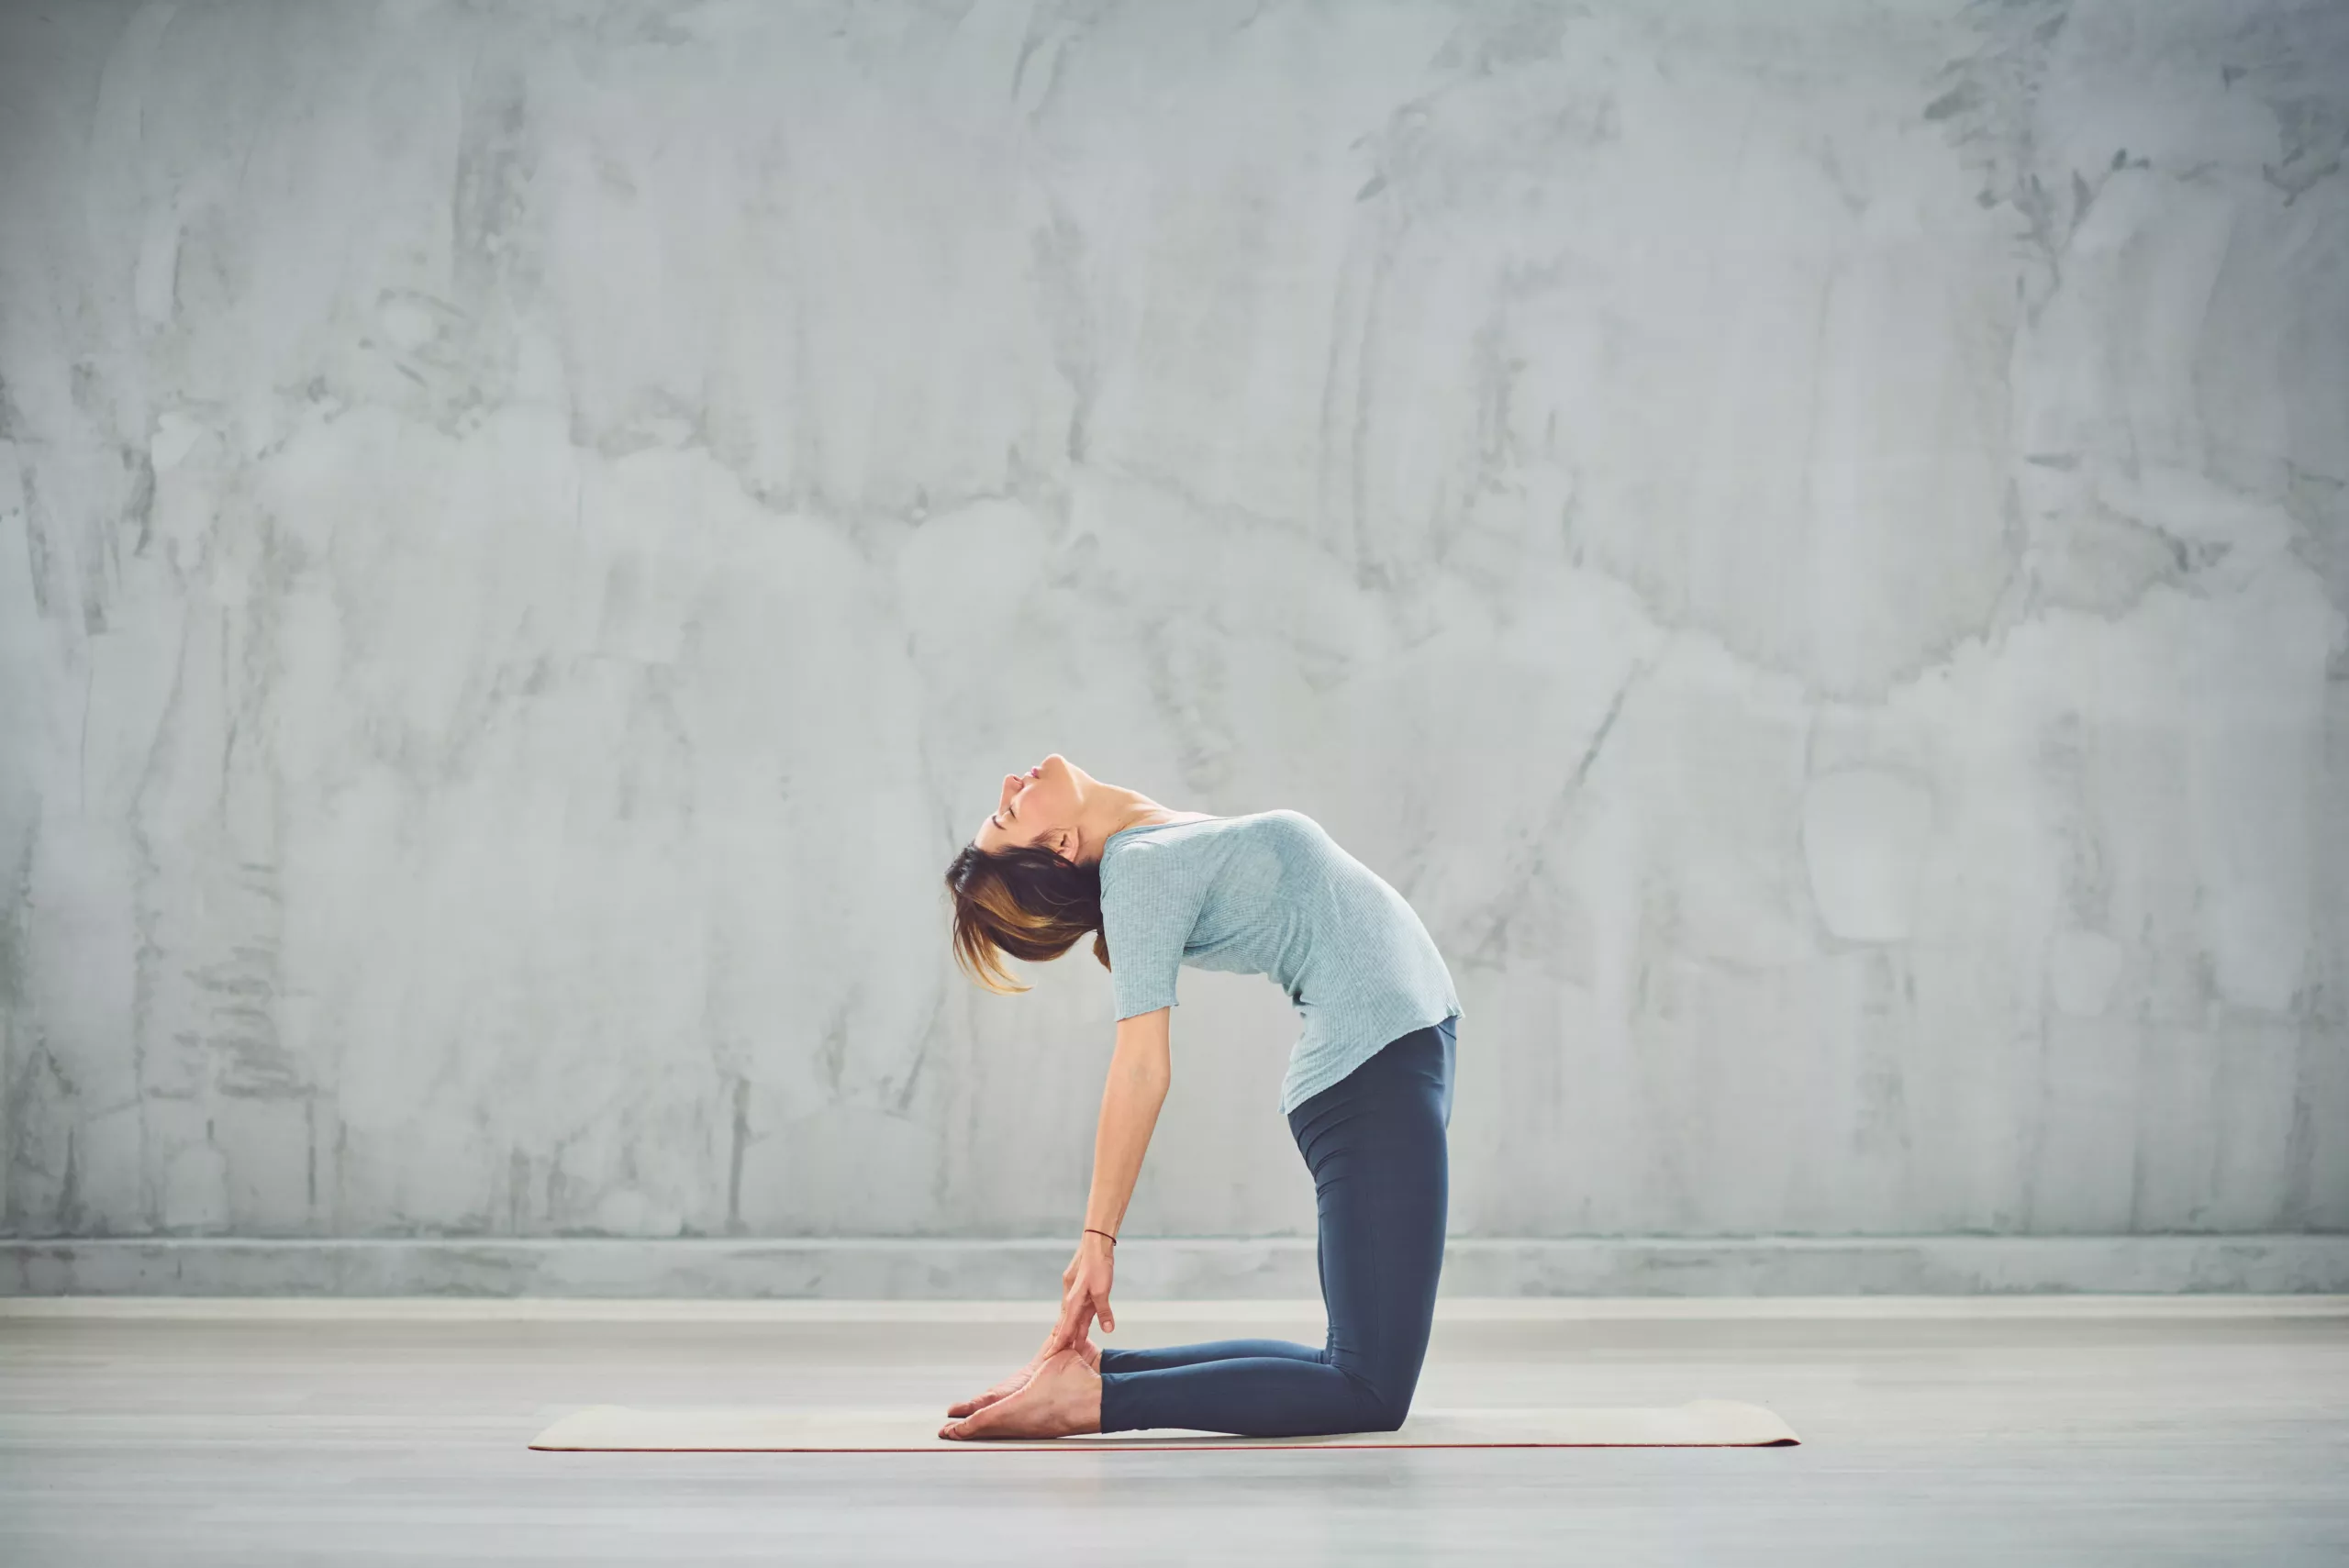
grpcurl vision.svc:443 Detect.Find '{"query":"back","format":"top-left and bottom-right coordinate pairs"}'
top-left (1097, 809), bottom-right (1462, 1113)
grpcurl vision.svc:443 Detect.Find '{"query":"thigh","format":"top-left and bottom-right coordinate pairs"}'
top-left (1438, 1013), bottom-right (1456, 1129)
top-left (1287, 1028), bottom-right (1451, 1385)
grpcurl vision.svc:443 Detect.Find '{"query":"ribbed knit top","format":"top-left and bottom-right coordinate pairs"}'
top-left (1097, 809), bottom-right (1463, 1113)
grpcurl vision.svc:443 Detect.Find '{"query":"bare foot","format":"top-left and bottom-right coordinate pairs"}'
top-left (938, 1348), bottom-right (1103, 1440)
top-left (946, 1338), bottom-right (1101, 1418)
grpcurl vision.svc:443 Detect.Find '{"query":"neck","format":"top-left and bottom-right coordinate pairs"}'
top-left (1077, 784), bottom-right (1184, 866)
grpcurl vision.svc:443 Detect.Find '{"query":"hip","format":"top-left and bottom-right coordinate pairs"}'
top-left (1285, 1013), bottom-right (1457, 1143)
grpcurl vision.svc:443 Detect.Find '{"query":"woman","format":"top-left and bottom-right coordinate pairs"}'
top-left (936, 753), bottom-right (1462, 1440)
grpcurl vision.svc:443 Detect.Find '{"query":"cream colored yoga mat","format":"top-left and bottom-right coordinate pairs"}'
top-left (529, 1399), bottom-right (1798, 1451)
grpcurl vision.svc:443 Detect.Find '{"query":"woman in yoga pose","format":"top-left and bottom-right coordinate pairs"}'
top-left (936, 753), bottom-right (1461, 1440)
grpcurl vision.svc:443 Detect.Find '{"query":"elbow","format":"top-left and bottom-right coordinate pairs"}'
top-left (1112, 1011), bottom-right (1174, 1095)
top-left (1114, 1054), bottom-right (1171, 1105)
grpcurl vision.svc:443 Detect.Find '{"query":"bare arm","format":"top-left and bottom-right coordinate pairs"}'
top-left (1046, 1006), bottom-right (1171, 1350)
top-left (1084, 1007), bottom-right (1173, 1240)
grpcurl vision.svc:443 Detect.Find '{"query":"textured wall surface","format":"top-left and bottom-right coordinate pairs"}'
top-left (2, 0), bottom-right (2345, 1270)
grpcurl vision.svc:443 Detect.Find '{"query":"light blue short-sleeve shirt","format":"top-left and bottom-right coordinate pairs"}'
top-left (1097, 810), bottom-right (1463, 1114)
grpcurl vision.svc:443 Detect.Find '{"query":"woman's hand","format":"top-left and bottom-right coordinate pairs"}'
top-left (941, 1233), bottom-right (1113, 1418)
top-left (1046, 1229), bottom-right (1117, 1353)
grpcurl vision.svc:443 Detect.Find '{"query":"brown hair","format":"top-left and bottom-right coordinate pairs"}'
top-left (943, 840), bottom-right (1112, 995)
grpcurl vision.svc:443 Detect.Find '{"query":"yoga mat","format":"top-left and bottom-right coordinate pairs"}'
top-left (529, 1399), bottom-right (1799, 1451)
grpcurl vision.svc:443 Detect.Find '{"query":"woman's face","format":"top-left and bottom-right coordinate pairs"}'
top-left (973, 752), bottom-right (1079, 856)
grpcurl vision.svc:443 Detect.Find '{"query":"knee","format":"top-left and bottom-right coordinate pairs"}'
top-left (1343, 1373), bottom-right (1412, 1433)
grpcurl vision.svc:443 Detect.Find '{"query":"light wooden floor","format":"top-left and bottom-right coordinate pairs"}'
top-left (3, 1298), bottom-right (2345, 1565)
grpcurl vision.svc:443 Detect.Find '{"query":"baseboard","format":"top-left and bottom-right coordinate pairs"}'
top-left (5, 1234), bottom-right (2346, 1297)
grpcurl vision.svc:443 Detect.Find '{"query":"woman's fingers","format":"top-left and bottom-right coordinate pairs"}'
top-left (1044, 1246), bottom-right (1116, 1356)
top-left (1052, 1290), bottom-right (1096, 1353)
top-left (1085, 1255), bottom-right (1116, 1336)
top-left (1073, 1284), bottom-right (1106, 1342)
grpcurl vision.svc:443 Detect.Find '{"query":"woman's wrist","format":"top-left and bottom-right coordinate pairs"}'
top-left (1083, 1227), bottom-right (1118, 1247)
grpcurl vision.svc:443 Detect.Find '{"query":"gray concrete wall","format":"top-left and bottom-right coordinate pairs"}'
top-left (2, 0), bottom-right (2344, 1292)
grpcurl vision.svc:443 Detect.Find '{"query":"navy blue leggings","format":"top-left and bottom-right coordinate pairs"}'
top-left (1096, 1015), bottom-right (1456, 1437)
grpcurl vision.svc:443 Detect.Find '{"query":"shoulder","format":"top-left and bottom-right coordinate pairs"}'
top-left (1097, 833), bottom-right (1174, 900)
top-left (1102, 811), bottom-right (1317, 879)
top-left (1253, 808), bottom-right (1330, 847)
top-left (1099, 818), bottom-right (1231, 909)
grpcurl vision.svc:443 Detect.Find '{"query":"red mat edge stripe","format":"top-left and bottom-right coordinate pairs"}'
top-left (529, 1438), bottom-right (1801, 1451)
